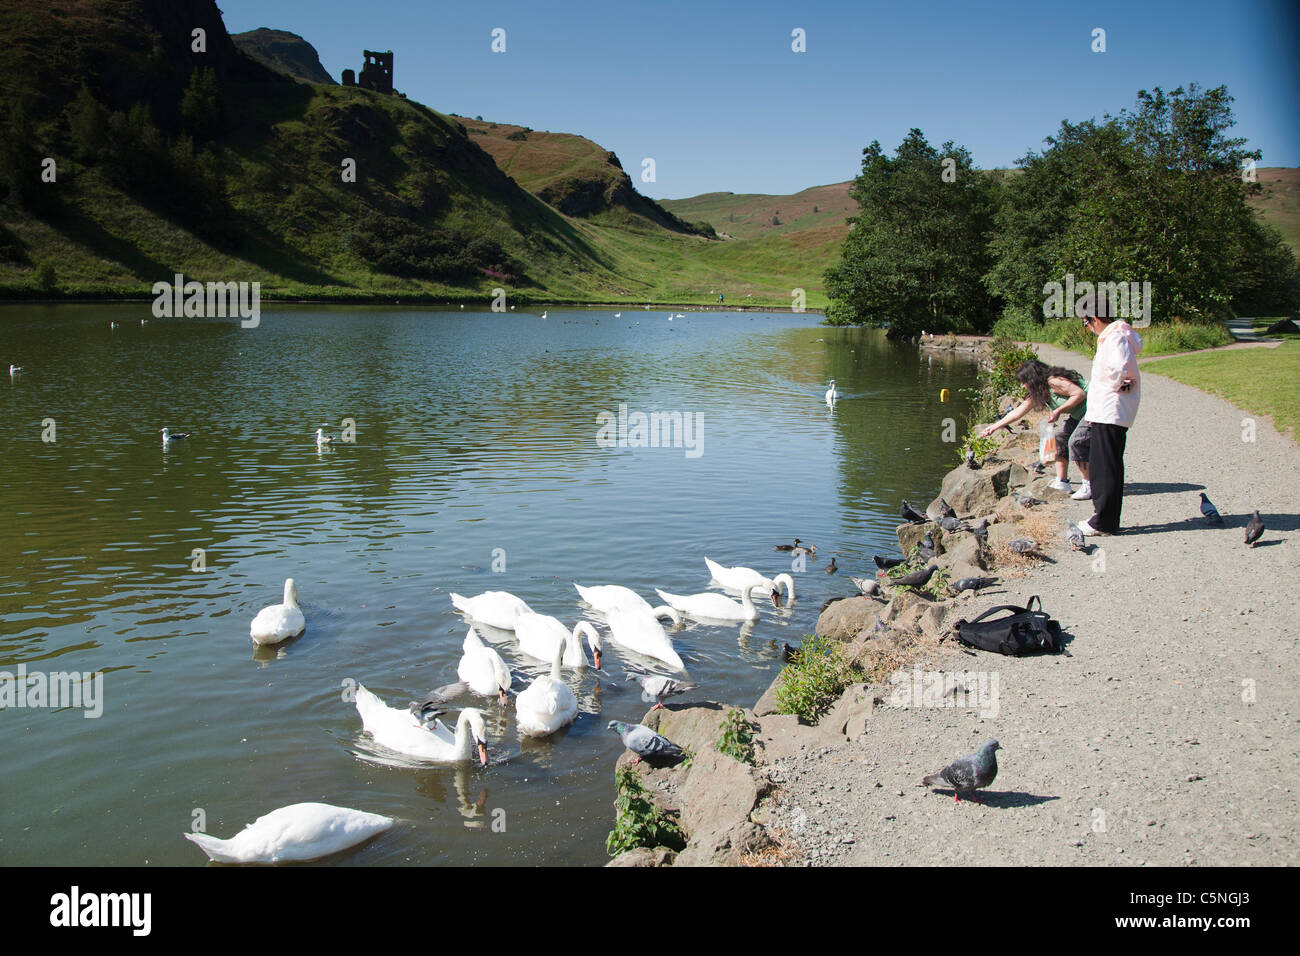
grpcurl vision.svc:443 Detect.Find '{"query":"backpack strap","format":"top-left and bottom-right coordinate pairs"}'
top-left (962, 604), bottom-right (1028, 627)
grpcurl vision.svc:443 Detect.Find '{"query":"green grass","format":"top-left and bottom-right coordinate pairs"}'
top-left (991, 312), bottom-right (1233, 358)
top-left (1251, 316), bottom-right (1300, 338)
top-left (1142, 339), bottom-right (1300, 440)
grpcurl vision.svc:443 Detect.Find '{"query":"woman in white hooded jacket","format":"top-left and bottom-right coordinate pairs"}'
top-left (1078, 312), bottom-right (1142, 535)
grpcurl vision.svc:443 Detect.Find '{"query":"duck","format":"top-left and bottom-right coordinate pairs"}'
top-left (184, 802), bottom-right (393, 864)
top-left (654, 586), bottom-right (759, 623)
top-left (825, 380), bottom-right (838, 404)
top-left (774, 538), bottom-right (802, 552)
top-left (356, 686), bottom-right (489, 764)
top-left (514, 635), bottom-right (580, 737)
top-left (449, 590), bottom-right (531, 631)
top-left (573, 583), bottom-right (678, 622)
top-left (250, 578), bottom-right (306, 645)
top-left (457, 628), bottom-right (512, 705)
top-left (159, 427), bottom-right (192, 445)
top-left (515, 612), bottom-right (602, 669)
top-left (606, 606), bottom-right (686, 671)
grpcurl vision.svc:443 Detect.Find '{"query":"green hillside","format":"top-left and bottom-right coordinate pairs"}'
top-left (231, 28), bottom-right (336, 86)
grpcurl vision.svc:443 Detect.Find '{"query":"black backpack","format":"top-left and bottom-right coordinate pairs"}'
top-left (951, 596), bottom-right (1063, 655)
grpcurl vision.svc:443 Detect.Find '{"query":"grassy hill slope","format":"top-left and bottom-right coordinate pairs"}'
top-left (231, 28), bottom-right (337, 86)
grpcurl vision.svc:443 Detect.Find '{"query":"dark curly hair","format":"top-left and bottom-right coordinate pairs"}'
top-left (1015, 359), bottom-right (1084, 410)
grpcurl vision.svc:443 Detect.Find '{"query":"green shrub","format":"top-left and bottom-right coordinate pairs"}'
top-left (1140, 320), bottom-right (1232, 356)
top-left (606, 767), bottom-right (687, 857)
top-left (775, 634), bottom-right (864, 722)
top-left (33, 261), bottom-right (56, 290)
top-left (717, 708), bottom-right (755, 765)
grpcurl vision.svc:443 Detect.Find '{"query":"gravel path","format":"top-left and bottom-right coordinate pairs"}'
top-left (765, 344), bottom-right (1298, 865)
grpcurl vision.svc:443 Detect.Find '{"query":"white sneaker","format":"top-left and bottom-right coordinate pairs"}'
top-left (1048, 478), bottom-right (1070, 492)
top-left (1070, 481), bottom-right (1092, 500)
top-left (1077, 518), bottom-right (1110, 536)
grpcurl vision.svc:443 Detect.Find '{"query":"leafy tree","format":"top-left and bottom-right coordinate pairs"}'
top-left (824, 129), bottom-right (1000, 337)
top-left (180, 67), bottom-right (225, 142)
top-left (66, 86), bottom-right (110, 163)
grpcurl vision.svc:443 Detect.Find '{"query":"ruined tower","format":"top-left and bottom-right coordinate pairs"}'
top-left (357, 50), bottom-right (393, 94)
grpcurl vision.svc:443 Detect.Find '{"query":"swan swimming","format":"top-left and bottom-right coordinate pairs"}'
top-left (458, 628), bottom-right (512, 704)
top-left (515, 612), bottom-right (602, 669)
top-left (449, 590), bottom-right (532, 631)
top-left (703, 558), bottom-right (796, 606)
top-left (826, 380), bottom-right (839, 404)
top-left (184, 802), bottom-right (393, 864)
top-left (250, 578), bottom-right (306, 645)
top-left (356, 685), bottom-right (489, 764)
top-left (515, 635), bottom-right (580, 737)
top-left (574, 583), bottom-right (678, 621)
top-left (654, 586), bottom-right (759, 623)
top-left (606, 606), bottom-right (686, 671)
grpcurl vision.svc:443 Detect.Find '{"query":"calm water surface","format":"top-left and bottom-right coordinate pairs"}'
top-left (0, 304), bottom-right (976, 865)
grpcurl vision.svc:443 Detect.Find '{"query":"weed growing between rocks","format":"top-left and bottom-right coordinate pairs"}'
top-left (717, 707), bottom-right (756, 765)
top-left (775, 634), bottom-right (865, 722)
top-left (606, 767), bottom-right (687, 857)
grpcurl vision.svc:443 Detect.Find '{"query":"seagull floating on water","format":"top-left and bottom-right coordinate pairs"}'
top-left (315, 428), bottom-right (334, 447)
top-left (159, 428), bottom-right (191, 445)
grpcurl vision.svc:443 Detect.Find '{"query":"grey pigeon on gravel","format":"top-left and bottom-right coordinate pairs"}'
top-left (626, 671), bottom-right (697, 710)
top-left (874, 554), bottom-right (903, 571)
top-left (1013, 492), bottom-right (1045, 507)
top-left (410, 681), bottom-right (470, 722)
top-left (608, 721), bottom-right (685, 764)
top-left (1066, 520), bottom-right (1087, 552)
top-left (937, 516), bottom-right (968, 533)
top-left (1199, 493), bottom-right (1223, 525)
top-left (921, 739), bottom-right (1000, 803)
top-left (890, 564), bottom-right (937, 590)
top-left (1245, 511), bottom-right (1265, 547)
top-left (950, 576), bottom-right (1000, 594)
top-left (1008, 538), bottom-right (1037, 554)
top-left (901, 500), bottom-right (928, 524)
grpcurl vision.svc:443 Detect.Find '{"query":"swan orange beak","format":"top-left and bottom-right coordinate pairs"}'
top-left (498, 687), bottom-right (509, 707)
top-left (477, 741), bottom-right (489, 767)
top-left (593, 648), bottom-right (603, 670)
top-left (771, 588), bottom-right (782, 608)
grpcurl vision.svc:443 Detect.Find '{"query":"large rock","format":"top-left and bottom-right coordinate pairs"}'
top-left (941, 460), bottom-right (1013, 516)
top-left (646, 702), bottom-right (729, 754)
top-left (674, 746), bottom-right (769, 865)
top-left (919, 601), bottom-right (952, 640)
top-left (896, 520), bottom-right (938, 555)
top-left (607, 846), bottom-right (677, 867)
top-left (820, 682), bottom-right (876, 739)
top-left (815, 595), bottom-right (880, 642)
top-left (943, 533), bottom-right (987, 571)
top-left (752, 675), bottom-right (782, 717)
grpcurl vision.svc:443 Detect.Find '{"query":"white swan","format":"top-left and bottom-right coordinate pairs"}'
top-left (250, 578), bottom-right (306, 645)
top-left (515, 612), bottom-right (602, 669)
top-left (704, 557), bottom-right (774, 594)
top-left (355, 685), bottom-right (488, 764)
top-left (606, 607), bottom-right (686, 671)
top-left (574, 583), bottom-right (678, 621)
top-left (449, 590), bottom-right (531, 631)
top-left (315, 428), bottom-right (334, 446)
top-left (184, 802), bottom-right (393, 864)
top-left (457, 628), bottom-right (512, 704)
top-left (655, 586), bottom-right (759, 623)
top-left (515, 635), bottom-right (579, 737)
top-left (826, 380), bottom-right (839, 404)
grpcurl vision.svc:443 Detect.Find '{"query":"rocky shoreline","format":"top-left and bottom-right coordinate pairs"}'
top-left (605, 343), bottom-right (1083, 866)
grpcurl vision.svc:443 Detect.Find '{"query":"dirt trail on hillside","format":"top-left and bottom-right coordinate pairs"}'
top-left (764, 344), bottom-right (1298, 866)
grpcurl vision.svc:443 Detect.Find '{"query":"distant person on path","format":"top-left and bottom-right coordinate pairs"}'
top-left (979, 359), bottom-right (1088, 493)
top-left (1077, 309), bottom-right (1142, 535)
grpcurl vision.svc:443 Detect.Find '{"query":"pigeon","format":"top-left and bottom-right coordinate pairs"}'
top-left (873, 555), bottom-right (903, 571)
top-left (922, 739), bottom-right (1000, 803)
top-left (917, 535), bottom-right (936, 561)
top-left (937, 516), bottom-right (967, 533)
top-left (950, 576), bottom-right (1000, 593)
top-left (850, 576), bottom-right (881, 596)
top-left (1066, 520), bottom-right (1087, 551)
top-left (900, 500), bottom-right (928, 524)
top-left (1030, 461), bottom-right (1046, 474)
top-left (409, 682), bottom-right (469, 722)
top-left (971, 518), bottom-right (989, 547)
top-left (1008, 538), bottom-right (1037, 554)
top-left (825, 557), bottom-right (838, 574)
top-left (625, 671), bottom-right (698, 710)
top-left (964, 449), bottom-right (980, 469)
top-left (890, 564), bottom-right (937, 590)
top-left (774, 538), bottom-right (802, 552)
top-left (1013, 492), bottom-right (1045, 507)
top-left (937, 497), bottom-right (958, 519)
top-left (1199, 493), bottom-right (1223, 525)
top-left (608, 721), bottom-right (685, 764)
top-left (1245, 511), bottom-right (1264, 547)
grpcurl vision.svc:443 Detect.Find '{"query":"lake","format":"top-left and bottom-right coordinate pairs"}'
top-left (0, 304), bottom-right (977, 865)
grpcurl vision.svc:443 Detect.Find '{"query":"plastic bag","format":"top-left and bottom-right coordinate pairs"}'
top-left (1039, 419), bottom-right (1057, 464)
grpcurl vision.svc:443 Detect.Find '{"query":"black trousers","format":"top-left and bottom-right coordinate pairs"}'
top-left (1087, 422), bottom-right (1128, 533)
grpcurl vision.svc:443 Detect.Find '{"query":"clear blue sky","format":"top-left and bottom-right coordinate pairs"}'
top-left (217, 0), bottom-right (1300, 199)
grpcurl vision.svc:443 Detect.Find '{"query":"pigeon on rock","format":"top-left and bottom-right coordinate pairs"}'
top-left (950, 576), bottom-right (1000, 594)
top-left (901, 500), bottom-right (928, 524)
top-left (917, 535), bottom-right (937, 561)
top-left (937, 516), bottom-right (968, 533)
top-left (1013, 492), bottom-right (1045, 507)
top-left (890, 564), bottom-right (937, 590)
top-left (874, 555), bottom-right (903, 571)
top-left (921, 739), bottom-right (1001, 803)
top-left (1198, 493), bottom-right (1223, 525)
top-left (937, 497), bottom-right (958, 519)
top-left (626, 671), bottom-right (698, 710)
top-left (608, 721), bottom-right (685, 764)
top-left (1245, 511), bottom-right (1265, 547)
top-left (850, 576), bottom-right (881, 596)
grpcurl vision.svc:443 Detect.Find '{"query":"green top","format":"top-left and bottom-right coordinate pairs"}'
top-left (1048, 376), bottom-right (1089, 421)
